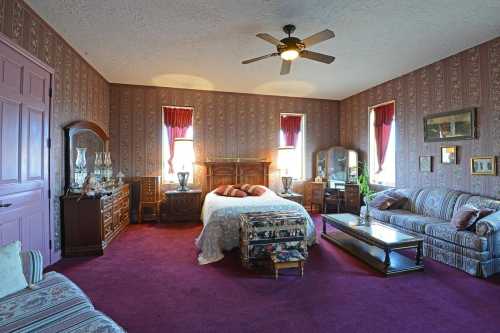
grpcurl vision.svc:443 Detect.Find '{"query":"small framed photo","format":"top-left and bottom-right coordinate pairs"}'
top-left (419, 156), bottom-right (433, 173)
top-left (471, 156), bottom-right (497, 176)
top-left (440, 146), bottom-right (457, 164)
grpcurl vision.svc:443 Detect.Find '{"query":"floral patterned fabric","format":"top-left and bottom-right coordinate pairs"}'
top-left (196, 189), bottom-right (316, 265)
top-left (271, 249), bottom-right (305, 263)
top-left (424, 223), bottom-right (488, 252)
top-left (390, 214), bottom-right (447, 233)
top-left (0, 271), bottom-right (124, 333)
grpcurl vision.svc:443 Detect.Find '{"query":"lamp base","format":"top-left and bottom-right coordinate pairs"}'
top-left (177, 171), bottom-right (190, 192)
top-left (281, 176), bottom-right (293, 194)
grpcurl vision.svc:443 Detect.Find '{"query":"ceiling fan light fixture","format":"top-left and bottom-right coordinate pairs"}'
top-left (281, 49), bottom-right (299, 61)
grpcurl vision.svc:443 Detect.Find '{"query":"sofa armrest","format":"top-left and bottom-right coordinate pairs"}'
top-left (476, 211), bottom-right (500, 236)
top-left (20, 250), bottom-right (44, 285)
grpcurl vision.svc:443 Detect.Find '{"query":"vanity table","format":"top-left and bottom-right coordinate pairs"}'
top-left (60, 121), bottom-right (130, 257)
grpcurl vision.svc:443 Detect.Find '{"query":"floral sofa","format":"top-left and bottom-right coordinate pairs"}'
top-left (362, 187), bottom-right (500, 278)
top-left (0, 251), bottom-right (124, 333)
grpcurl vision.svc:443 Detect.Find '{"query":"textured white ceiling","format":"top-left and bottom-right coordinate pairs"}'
top-left (27, 0), bottom-right (500, 100)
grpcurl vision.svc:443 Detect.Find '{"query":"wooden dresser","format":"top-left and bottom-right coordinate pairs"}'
top-left (61, 184), bottom-right (130, 256)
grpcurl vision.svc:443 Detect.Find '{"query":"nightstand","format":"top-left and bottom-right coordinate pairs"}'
top-left (161, 189), bottom-right (202, 223)
top-left (277, 192), bottom-right (304, 205)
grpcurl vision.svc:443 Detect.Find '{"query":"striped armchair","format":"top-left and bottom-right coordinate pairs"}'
top-left (0, 250), bottom-right (125, 333)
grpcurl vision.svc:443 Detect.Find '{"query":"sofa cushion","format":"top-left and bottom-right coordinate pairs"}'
top-left (390, 214), bottom-right (447, 233)
top-left (369, 192), bottom-right (406, 210)
top-left (364, 207), bottom-right (414, 223)
top-left (36, 309), bottom-right (125, 333)
top-left (0, 271), bottom-right (94, 332)
top-left (20, 249), bottom-right (44, 285)
top-left (424, 223), bottom-right (488, 252)
top-left (413, 188), bottom-right (462, 221)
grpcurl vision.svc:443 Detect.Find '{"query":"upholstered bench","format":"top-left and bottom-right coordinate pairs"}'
top-left (271, 249), bottom-right (305, 279)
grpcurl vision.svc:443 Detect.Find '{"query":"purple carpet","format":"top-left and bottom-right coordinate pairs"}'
top-left (49, 215), bottom-right (500, 333)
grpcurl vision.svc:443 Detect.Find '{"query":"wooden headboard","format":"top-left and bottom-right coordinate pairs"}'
top-left (204, 161), bottom-right (271, 192)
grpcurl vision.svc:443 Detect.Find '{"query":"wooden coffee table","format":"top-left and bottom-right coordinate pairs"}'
top-left (322, 213), bottom-right (424, 276)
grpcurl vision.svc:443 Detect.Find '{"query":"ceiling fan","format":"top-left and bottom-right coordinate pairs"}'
top-left (242, 24), bottom-right (335, 75)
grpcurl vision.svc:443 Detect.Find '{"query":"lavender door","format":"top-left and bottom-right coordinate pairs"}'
top-left (0, 38), bottom-right (51, 266)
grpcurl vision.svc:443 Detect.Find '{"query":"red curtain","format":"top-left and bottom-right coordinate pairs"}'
top-left (373, 103), bottom-right (395, 172)
top-left (163, 107), bottom-right (193, 173)
top-left (281, 115), bottom-right (302, 147)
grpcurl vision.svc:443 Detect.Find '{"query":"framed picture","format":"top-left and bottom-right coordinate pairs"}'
top-left (423, 108), bottom-right (476, 142)
top-left (471, 156), bottom-right (497, 176)
top-left (440, 146), bottom-right (457, 164)
top-left (419, 156), bottom-right (433, 173)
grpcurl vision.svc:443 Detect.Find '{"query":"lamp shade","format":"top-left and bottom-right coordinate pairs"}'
top-left (173, 138), bottom-right (194, 171)
top-left (277, 146), bottom-right (295, 174)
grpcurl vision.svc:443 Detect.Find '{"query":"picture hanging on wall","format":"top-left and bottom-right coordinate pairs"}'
top-left (471, 156), bottom-right (497, 176)
top-left (440, 146), bottom-right (457, 164)
top-left (423, 108), bottom-right (476, 142)
top-left (419, 156), bottom-right (433, 173)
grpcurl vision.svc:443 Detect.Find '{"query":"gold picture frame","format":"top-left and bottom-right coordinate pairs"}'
top-left (440, 146), bottom-right (457, 164)
top-left (470, 156), bottom-right (497, 176)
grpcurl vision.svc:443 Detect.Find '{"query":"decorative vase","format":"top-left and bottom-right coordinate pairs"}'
top-left (103, 152), bottom-right (112, 180)
top-left (94, 152), bottom-right (103, 180)
top-left (74, 147), bottom-right (87, 188)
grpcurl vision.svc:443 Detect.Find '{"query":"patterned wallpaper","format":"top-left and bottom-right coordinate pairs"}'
top-left (109, 84), bottom-right (340, 193)
top-left (340, 37), bottom-right (500, 199)
top-left (0, 0), bottom-right (110, 252)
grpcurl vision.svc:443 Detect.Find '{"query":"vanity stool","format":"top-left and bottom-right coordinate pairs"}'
top-left (271, 249), bottom-right (305, 280)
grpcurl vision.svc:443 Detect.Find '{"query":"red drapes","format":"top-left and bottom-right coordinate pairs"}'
top-left (373, 103), bottom-right (395, 172)
top-left (281, 115), bottom-right (302, 147)
top-left (163, 107), bottom-right (193, 173)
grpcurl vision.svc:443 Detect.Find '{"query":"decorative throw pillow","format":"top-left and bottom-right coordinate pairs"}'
top-left (20, 249), bottom-right (44, 285)
top-left (0, 241), bottom-right (28, 298)
top-left (214, 185), bottom-right (247, 197)
top-left (450, 205), bottom-right (478, 231)
top-left (369, 191), bottom-right (406, 210)
top-left (239, 184), bottom-right (266, 196)
top-left (467, 208), bottom-right (496, 232)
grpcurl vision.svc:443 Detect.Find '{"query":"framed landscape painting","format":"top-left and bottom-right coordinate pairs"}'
top-left (471, 156), bottom-right (496, 176)
top-left (423, 108), bottom-right (476, 142)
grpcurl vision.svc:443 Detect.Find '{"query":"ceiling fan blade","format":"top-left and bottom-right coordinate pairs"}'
top-left (300, 50), bottom-right (335, 64)
top-left (242, 53), bottom-right (279, 64)
top-left (256, 33), bottom-right (283, 46)
top-left (302, 29), bottom-right (335, 48)
top-left (280, 60), bottom-right (291, 75)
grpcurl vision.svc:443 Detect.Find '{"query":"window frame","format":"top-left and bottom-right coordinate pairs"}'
top-left (367, 100), bottom-right (396, 188)
top-left (279, 112), bottom-right (306, 181)
top-left (161, 106), bottom-right (195, 185)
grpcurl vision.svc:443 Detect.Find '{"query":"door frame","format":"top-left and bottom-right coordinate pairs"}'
top-left (0, 32), bottom-right (57, 264)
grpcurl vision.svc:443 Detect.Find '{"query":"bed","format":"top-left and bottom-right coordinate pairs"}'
top-left (195, 161), bottom-right (317, 265)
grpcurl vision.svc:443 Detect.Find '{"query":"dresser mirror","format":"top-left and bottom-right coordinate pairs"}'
top-left (64, 121), bottom-right (109, 192)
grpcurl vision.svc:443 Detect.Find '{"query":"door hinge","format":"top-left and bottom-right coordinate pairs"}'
top-left (47, 138), bottom-right (51, 149)
top-left (49, 87), bottom-right (52, 98)
top-left (49, 239), bottom-right (52, 250)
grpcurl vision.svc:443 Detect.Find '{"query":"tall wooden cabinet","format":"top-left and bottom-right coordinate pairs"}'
top-left (61, 184), bottom-right (130, 256)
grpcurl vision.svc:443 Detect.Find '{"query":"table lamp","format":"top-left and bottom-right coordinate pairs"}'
top-left (173, 138), bottom-right (194, 191)
top-left (277, 146), bottom-right (295, 194)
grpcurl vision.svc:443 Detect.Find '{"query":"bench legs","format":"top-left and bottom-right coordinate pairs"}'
top-left (273, 261), bottom-right (304, 280)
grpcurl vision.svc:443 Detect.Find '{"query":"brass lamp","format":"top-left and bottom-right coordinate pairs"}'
top-left (277, 146), bottom-right (295, 194)
top-left (173, 138), bottom-right (194, 191)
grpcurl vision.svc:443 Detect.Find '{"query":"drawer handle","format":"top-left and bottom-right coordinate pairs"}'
top-left (0, 202), bottom-right (12, 208)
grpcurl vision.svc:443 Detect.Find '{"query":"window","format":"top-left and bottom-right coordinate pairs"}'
top-left (279, 113), bottom-right (305, 180)
top-left (368, 102), bottom-right (396, 187)
top-left (162, 106), bottom-right (194, 183)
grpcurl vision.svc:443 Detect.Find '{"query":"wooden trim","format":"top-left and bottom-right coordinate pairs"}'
top-left (64, 120), bottom-right (110, 141)
top-left (0, 32), bottom-right (55, 74)
top-left (204, 161), bottom-right (271, 193)
top-left (369, 100), bottom-right (396, 110)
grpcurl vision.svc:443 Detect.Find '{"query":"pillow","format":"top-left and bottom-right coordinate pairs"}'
top-left (467, 208), bottom-right (496, 232)
top-left (369, 191), bottom-right (406, 210)
top-left (450, 205), bottom-right (478, 230)
top-left (0, 241), bottom-right (28, 298)
top-left (214, 185), bottom-right (247, 197)
top-left (20, 249), bottom-right (44, 285)
top-left (239, 184), bottom-right (266, 196)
